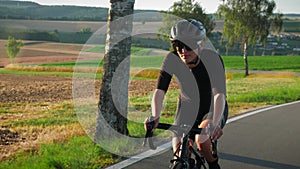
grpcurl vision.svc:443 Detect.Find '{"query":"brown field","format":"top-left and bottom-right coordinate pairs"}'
top-left (0, 40), bottom-right (101, 67)
top-left (0, 19), bottom-right (108, 33)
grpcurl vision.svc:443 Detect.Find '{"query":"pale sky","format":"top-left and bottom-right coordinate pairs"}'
top-left (21, 0), bottom-right (299, 14)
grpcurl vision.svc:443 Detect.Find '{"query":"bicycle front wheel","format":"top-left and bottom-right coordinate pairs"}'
top-left (171, 162), bottom-right (189, 169)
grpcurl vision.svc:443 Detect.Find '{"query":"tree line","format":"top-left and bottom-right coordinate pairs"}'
top-left (0, 1), bottom-right (162, 21)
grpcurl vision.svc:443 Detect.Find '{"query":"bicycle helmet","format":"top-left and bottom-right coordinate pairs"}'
top-left (170, 19), bottom-right (206, 46)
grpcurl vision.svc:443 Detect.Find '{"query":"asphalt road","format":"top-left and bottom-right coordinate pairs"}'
top-left (112, 101), bottom-right (300, 169)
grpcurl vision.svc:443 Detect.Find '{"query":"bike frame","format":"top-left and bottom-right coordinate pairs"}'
top-left (144, 122), bottom-right (215, 169)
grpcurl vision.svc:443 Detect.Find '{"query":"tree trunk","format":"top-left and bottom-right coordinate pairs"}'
top-left (95, 0), bottom-right (135, 140)
top-left (243, 40), bottom-right (249, 76)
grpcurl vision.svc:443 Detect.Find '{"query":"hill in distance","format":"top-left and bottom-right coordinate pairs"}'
top-left (0, 0), bottom-right (163, 21)
top-left (1, 0), bottom-right (300, 22)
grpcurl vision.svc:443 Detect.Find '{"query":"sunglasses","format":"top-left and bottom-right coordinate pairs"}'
top-left (174, 41), bottom-right (198, 51)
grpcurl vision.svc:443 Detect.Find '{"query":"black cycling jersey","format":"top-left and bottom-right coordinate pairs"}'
top-left (156, 50), bottom-right (226, 127)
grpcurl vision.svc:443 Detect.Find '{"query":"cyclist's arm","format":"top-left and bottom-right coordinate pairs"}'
top-left (211, 89), bottom-right (226, 140)
top-left (147, 54), bottom-right (173, 130)
top-left (151, 89), bottom-right (165, 126)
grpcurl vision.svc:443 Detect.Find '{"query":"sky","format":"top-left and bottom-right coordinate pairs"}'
top-left (21, 0), bottom-right (299, 14)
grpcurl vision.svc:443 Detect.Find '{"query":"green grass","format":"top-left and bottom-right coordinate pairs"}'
top-left (1, 55), bottom-right (299, 79)
top-left (39, 55), bottom-right (164, 69)
top-left (0, 68), bottom-right (103, 79)
top-left (1, 102), bottom-right (77, 128)
top-left (0, 136), bottom-right (120, 169)
top-left (82, 45), bottom-right (152, 56)
top-left (39, 60), bottom-right (101, 67)
top-left (82, 45), bottom-right (105, 53)
top-left (1, 56), bottom-right (299, 78)
top-left (222, 56), bottom-right (300, 72)
top-left (227, 74), bottom-right (300, 104)
top-left (0, 69), bottom-right (74, 76)
top-left (283, 20), bottom-right (300, 32)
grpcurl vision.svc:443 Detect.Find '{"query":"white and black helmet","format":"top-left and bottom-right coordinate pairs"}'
top-left (170, 19), bottom-right (206, 45)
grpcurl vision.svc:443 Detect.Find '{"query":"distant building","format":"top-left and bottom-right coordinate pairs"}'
top-left (293, 48), bottom-right (300, 52)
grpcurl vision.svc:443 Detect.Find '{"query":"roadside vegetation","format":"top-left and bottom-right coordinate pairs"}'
top-left (2, 54), bottom-right (300, 75)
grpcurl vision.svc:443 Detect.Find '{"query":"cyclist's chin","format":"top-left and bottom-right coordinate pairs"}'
top-left (181, 58), bottom-right (191, 64)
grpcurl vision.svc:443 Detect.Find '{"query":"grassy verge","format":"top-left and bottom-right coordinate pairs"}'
top-left (0, 101), bottom-right (120, 168)
top-left (226, 73), bottom-right (300, 116)
top-left (0, 136), bottom-right (119, 169)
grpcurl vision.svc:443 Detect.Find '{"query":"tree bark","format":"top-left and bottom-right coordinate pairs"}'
top-left (95, 0), bottom-right (135, 139)
top-left (243, 40), bottom-right (249, 76)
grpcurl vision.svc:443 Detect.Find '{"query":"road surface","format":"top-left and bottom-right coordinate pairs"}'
top-left (109, 101), bottom-right (300, 169)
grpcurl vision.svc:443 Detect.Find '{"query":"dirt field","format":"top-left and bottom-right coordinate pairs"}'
top-left (0, 74), bottom-right (168, 103)
top-left (0, 40), bottom-right (102, 67)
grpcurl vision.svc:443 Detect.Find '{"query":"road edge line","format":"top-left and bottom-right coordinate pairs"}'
top-left (105, 142), bottom-right (172, 169)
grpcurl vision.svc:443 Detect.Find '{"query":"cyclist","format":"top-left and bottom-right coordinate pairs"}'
top-left (145, 19), bottom-right (228, 169)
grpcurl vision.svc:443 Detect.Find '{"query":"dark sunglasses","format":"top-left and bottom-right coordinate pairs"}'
top-left (174, 41), bottom-right (198, 51)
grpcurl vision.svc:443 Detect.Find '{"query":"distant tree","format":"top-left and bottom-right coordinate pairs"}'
top-left (6, 36), bottom-right (23, 64)
top-left (158, 0), bottom-right (215, 42)
top-left (79, 27), bottom-right (92, 34)
top-left (217, 0), bottom-right (283, 76)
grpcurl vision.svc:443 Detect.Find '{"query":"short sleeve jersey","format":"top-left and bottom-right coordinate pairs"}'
top-left (157, 50), bottom-right (226, 125)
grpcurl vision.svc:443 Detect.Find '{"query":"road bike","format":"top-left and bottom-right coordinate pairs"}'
top-left (144, 120), bottom-right (218, 169)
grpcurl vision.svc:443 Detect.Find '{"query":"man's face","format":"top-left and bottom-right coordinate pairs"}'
top-left (174, 41), bottom-right (198, 65)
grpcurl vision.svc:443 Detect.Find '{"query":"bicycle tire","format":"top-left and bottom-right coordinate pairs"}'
top-left (171, 162), bottom-right (189, 169)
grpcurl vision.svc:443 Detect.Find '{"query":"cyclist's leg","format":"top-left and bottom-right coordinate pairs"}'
top-left (172, 136), bottom-right (181, 155)
top-left (195, 115), bottom-right (221, 169)
top-left (220, 100), bottom-right (229, 129)
top-left (195, 119), bottom-right (217, 163)
top-left (171, 136), bottom-right (194, 156)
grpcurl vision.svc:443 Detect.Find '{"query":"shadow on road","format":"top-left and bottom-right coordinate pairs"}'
top-left (220, 152), bottom-right (300, 169)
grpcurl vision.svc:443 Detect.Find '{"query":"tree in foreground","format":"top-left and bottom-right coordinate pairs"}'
top-left (217, 0), bottom-right (282, 76)
top-left (6, 36), bottom-right (23, 64)
top-left (95, 0), bottom-right (135, 141)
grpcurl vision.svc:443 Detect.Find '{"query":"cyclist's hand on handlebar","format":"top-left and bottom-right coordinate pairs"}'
top-left (210, 125), bottom-right (223, 141)
top-left (143, 116), bottom-right (159, 149)
top-left (144, 116), bottom-right (159, 132)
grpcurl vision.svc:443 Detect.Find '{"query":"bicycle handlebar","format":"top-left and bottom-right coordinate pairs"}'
top-left (157, 123), bottom-right (203, 134)
top-left (143, 122), bottom-right (204, 150)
